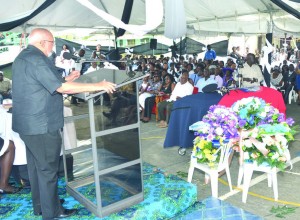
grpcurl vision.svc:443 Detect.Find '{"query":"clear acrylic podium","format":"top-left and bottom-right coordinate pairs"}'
top-left (62, 68), bottom-right (145, 218)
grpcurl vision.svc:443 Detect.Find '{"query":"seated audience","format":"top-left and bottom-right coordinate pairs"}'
top-left (229, 46), bottom-right (240, 59)
top-left (157, 70), bottom-right (193, 128)
top-left (195, 68), bottom-right (217, 92)
top-left (239, 53), bottom-right (264, 88)
top-left (172, 63), bottom-right (182, 82)
top-left (0, 71), bottom-right (12, 104)
top-left (282, 64), bottom-right (296, 104)
top-left (210, 66), bottom-right (223, 88)
top-left (137, 60), bottom-right (148, 73)
top-left (223, 69), bottom-right (236, 88)
top-left (85, 62), bottom-right (100, 74)
top-left (270, 66), bottom-right (284, 89)
top-left (139, 75), bottom-right (152, 110)
top-left (189, 64), bottom-right (202, 85)
top-left (140, 73), bottom-right (163, 122)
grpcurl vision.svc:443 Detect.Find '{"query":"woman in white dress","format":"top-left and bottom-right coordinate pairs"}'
top-left (139, 75), bottom-right (151, 109)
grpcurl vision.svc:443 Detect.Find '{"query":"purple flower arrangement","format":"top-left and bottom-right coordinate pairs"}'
top-left (189, 105), bottom-right (239, 142)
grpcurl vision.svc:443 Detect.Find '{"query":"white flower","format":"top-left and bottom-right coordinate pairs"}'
top-left (259, 111), bottom-right (267, 118)
top-left (283, 149), bottom-right (291, 161)
top-left (211, 154), bottom-right (217, 162)
top-left (253, 103), bottom-right (259, 109)
top-left (264, 105), bottom-right (270, 112)
top-left (262, 136), bottom-right (275, 146)
top-left (202, 125), bottom-right (210, 133)
top-left (240, 98), bottom-right (249, 105)
top-left (215, 127), bottom-right (224, 136)
top-left (249, 128), bottom-right (259, 138)
top-left (274, 134), bottom-right (288, 147)
top-left (189, 121), bottom-right (209, 131)
top-left (243, 139), bottom-right (253, 148)
top-left (244, 152), bottom-right (250, 159)
top-left (271, 152), bottom-right (280, 160)
top-left (232, 103), bottom-right (239, 112)
top-left (196, 154), bottom-right (203, 159)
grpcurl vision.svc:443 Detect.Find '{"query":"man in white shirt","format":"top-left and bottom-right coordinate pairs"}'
top-left (196, 69), bottom-right (217, 92)
top-left (189, 64), bottom-right (202, 85)
top-left (210, 67), bottom-right (223, 88)
top-left (85, 62), bottom-right (100, 74)
top-left (239, 53), bottom-right (264, 88)
top-left (157, 70), bottom-right (194, 128)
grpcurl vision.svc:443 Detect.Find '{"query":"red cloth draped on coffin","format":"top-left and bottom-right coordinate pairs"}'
top-left (218, 86), bottom-right (286, 115)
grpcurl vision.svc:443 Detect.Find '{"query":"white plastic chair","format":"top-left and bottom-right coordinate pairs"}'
top-left (187, 142), bottom-right (233, 198)
top-left (280, 85), bottom-right (298, 104)
top-left (288, 86), bottom-right (298, 104)
top-left (237, 156), bottom-right (278, 203)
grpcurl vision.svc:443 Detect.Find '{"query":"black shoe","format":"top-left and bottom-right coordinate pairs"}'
top-left (33, 199), bottom-right (65, 216)
top-left (103, 112), bottom-right (112, 118)
top-left (54, 209), bottom-right (77, 219)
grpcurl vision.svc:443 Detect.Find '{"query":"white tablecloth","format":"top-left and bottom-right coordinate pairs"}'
top-left (63, 106), bottom-right (77, 150)
top-left (0, 106), bottom-right (77, 164)
top-left (0, 106), bottom-right (27, 165)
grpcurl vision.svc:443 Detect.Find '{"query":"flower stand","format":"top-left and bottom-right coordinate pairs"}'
top-left (238, 160), bottom-right (278, 203)
top-left (187, 140), bottom-right (233, 198)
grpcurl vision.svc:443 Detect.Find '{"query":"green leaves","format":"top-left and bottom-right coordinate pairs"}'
top-left (269, 205), bottom-right (297, 218)
top-left (176, 171), bottom-right (188, 179)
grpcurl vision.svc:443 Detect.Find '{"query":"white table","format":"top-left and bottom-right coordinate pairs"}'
top-left (0, 106), bottom-right (27, 165)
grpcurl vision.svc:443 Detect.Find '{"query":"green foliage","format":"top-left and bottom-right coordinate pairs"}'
top-left (270, 205), bottom-right (297, 218)
top-left (193, 138), bottom-right (221, 167)
top-left (176, 171), bottom-right (188, 179)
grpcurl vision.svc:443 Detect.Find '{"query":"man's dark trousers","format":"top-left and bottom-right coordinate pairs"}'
top-left (20, 130), bottom-right (64, 220)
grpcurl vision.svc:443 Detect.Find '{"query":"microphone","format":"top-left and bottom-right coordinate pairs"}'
top-left (63, 52), bottom-right (80, 62)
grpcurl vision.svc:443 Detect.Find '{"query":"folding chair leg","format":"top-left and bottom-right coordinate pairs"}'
top-left (271, 168), bottom-right (278, 201)
top-left (267, 173), bottom-right (272, 187)
top-left (210, 172), bottom-right (218, 198)
top-left (225, 165), bottom-right (233, 192)
top-left (237, 165), bottom-right (244, 187)
top-left (187, 166), bottom-right (195, 183)
top-left (242, 164), bottom-right (254, 203)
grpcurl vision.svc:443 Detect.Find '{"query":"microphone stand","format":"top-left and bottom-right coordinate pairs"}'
top-left (236, 67), bottom-right (243, 88)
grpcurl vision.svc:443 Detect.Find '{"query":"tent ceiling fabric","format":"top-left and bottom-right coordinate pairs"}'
top-left (1, 0), bottom-right (300, 36)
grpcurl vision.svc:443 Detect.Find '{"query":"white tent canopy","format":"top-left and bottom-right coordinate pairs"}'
top-left (1, 0), bottom-right (300, 37)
